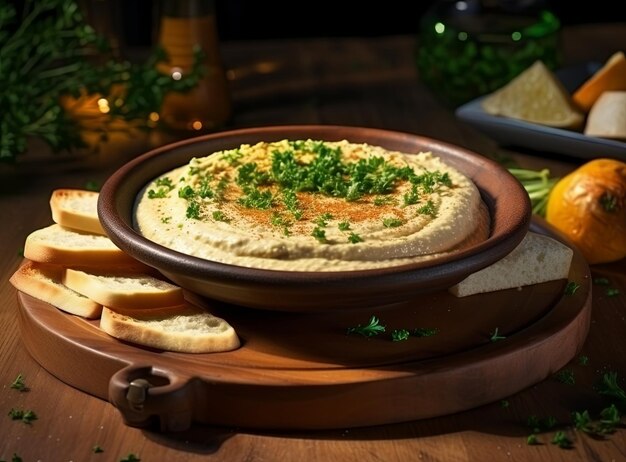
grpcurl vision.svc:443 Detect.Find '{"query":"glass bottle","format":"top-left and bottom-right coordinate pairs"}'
top-left (416, 0), bottom-right (561, 107)
top-left (155, 0), bottom-right (232, 133)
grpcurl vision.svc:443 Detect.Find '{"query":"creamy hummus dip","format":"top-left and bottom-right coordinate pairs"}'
top-left (135, 139), bottom-right (489, 271)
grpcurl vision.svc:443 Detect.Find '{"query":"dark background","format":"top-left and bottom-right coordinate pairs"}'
top-left (119, 0), bottom-right (626, 45)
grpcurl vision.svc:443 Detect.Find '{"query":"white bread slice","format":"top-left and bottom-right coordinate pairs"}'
top-left (50, 189), bottom-right (105, 235)
top-left (24, 224), bottom-right (147, 269)
top-left (100, 303), bottom-right (240, 353)
top-left (9, 261), bottom-right (102, 318)
top-left (448, 232), bottom-right (574, 297)
top-left (584, 91), bottom-right (626, 140)
top-left (63, 267), bottom-right (185, 310)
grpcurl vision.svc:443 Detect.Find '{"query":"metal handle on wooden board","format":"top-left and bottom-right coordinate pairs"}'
top-left (108, 364), bottom-right (194, 432)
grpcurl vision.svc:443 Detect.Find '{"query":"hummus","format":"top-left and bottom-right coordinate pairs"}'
top-left (134, 139), bottom-right (489, 271)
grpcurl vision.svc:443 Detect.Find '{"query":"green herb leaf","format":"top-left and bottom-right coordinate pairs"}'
top-left (551, 431), bottom-right (573, 449)
top-left (606, 287), bottom-right (620, 297)
top-left (578, 355), bottom-right (589, 366)
top-left (564, 281), bottom-right (580, 295)
top-left (490, 327), bottom-right (506, 342)
top-left (10, 374), bottom-right (28, 392)
top-left (347, 316), bottom-right (386, 337)
top-left (382, 217), bottom-right (404, 228)
top-left (526, 434), bottom-right (539, 445)
top-left (347, 232), bottom-right (363, 244)
top-left (120, 454), bottom-right (140, 462)
top-left (554, 368), bottom-right (575, 386)
top-left (597, 372), bottom-right (626, 403)
top-left (93, 445), bottom-right (104, 453)
top-left (413, 327), bottom-right (439, 337)
top-left (593, 277), bottom-right (610, 286)
top-left (391, 329), bottom-right (410, 341)
top-left (8, 408), bottom-right (37, 425)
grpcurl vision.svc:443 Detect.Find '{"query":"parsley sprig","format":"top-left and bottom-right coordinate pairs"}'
top-left (0, 0), bottom-right (204, 163)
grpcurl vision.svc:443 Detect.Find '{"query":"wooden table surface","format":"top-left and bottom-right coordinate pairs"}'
top-left (1, 23), bottom-right (625, 462)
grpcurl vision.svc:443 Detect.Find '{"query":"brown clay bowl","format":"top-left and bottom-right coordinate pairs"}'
top-left (98, 125), bottom-right (531, 312)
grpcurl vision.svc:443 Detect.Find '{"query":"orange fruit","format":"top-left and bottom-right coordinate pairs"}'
top-left (573, 51), bottom-right (626, 113)
top-left (545, 158), bottom-right (626, 264)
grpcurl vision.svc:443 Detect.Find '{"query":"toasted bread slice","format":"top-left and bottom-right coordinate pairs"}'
top-left (448, 232), bottom-right (574, 297)
top-left (50, 189), bottom-right (105, 235)
top-left (100, 303), bottom-right (240, 353)
top-left (481, 60), bottom-right (584, 129)
top-left (63, 267), bottom-right (185, 310)
top-left (23, 224), bottom-right (146, 269)
top-left (573, 51), bottom-right (626, 112)
top-left (584, 91), bottom-right (626, 140)
top-left (9, 261), bottom-right (102, 318)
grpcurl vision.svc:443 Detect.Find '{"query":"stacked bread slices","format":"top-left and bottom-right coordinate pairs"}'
top-left (10, 189), bottom-right (240, 354)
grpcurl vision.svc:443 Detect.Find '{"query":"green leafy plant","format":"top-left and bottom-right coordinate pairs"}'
top-left (0, 0), bottom-right (203, 163)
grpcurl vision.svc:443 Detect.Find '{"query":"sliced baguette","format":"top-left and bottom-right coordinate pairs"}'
top-left (24, 224), bottom-right (146, 269)
top-left (63, 267), bottom-right (185, 310)
top-left (448, 232), bottom-right (574, 297)
top-left (100, 303), bottom-right (240, 353)
top-left (50, 189), bottom-right (105, 235)
top-left (9, 261), bottom-right (102, 318)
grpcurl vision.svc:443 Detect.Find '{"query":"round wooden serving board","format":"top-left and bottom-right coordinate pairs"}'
top-left (16, 223), bottom-right (592, 432)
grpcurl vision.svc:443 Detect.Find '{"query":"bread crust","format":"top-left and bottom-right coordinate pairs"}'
top-left (63, 267), bottom-right (185, 309)
top-left (100, 304), bottom-right (240, 353)
top-left (9, 261), bottom-right (102, 318)
top-left (50, 189), bottom-right (106, 235)
top-left (24, 224), bottom-right (145, 268)
top-left (449, 232), bottom-right (574, 297)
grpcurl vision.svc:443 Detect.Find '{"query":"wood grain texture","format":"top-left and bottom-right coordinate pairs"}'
top-left (1, 24), bottom-right (626, 462)
top-left (15, 220), bottom-right (591, 431)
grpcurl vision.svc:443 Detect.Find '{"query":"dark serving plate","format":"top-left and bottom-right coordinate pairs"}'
top-left (98, 125), bottom-right (531, 312)
top-left (456, 62), bottom-right (626, 160)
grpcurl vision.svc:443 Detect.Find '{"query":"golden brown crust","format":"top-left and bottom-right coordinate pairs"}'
top-left (50, 189), bottom-right (105, 235)
top-left (9, 261), bottom-right (102, 318)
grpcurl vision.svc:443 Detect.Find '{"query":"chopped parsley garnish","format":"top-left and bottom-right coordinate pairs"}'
top-left (147, 177), bottom-right (174, 199)
top-left (417, 200), bottom-right (437, 217)
top-left (338, 221), bottom-right (351, 231)
top-left (178, 185), bottom-right (195, 199)
top-left (315, 213), bottom-right (333, 227)
top-left (311, 227), bottom-right (327, 243)
top-left (282, 188), bottom-right (302, 220)
top-left (8, 408), bottom-right (37, 425)
top-left (500, 399), bottom-right (510, 408)
top-left (186, 201), bottom-right (200, 219)
top-left (238, 188), bottom-right (274, 209)
top-left (564, 281), bottom-right (580, 295)
top-left (597, 371), bottom-right (626, 403)
top-left (348, 232), bottom-right (363, 244)
top-left (382, 217), bottom-right (404, 228)
top-left (170, 140), bottom-right (454, 242)
top-left (373, 196), bottom-right (395, 206)
top-left (578, 355), bottom-right (589, 366)
top-left (161, 216), bottom-right (171, 224)
top-left (593, 277), bottom-right (610, 285)
top-left (606, 287), bottom-right (620, 297)
top-left (391, 329), bottom-right (410, 341)
top-left (413, 327), bottom-right (439, 337)
top-left (526, 434), bottom-right (539, 445)
top-left (554, 368), bottom-right (575, 385)
top-left (212, 210), bottom-right (229, 222)
top-left (93, 445), bottom-right (104, 454)
top-left (551, 431), bottom-right (573, 449)
top-left (347, 316), bottom-right (386, 337)
top-left (10, 374), bottom-right (28, 392)
top-left (120, 454), bottom-right (141, 462)
top-left (84, 180), bottom-right (100, 191)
